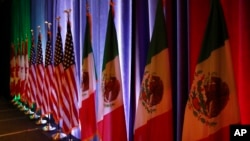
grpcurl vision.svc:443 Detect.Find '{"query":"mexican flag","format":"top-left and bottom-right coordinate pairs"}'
top-left (97, 3), bottom-right (127, 141)
top-left (133, 0), bottom-right (173, 141)
top-left (182, 0), bottom-right (240, 140)
top-left (10, 43), bottom-right (16, 96)
top-left (19, 41), bottom-right (26, 100)
top-left (79, 12), bottom-right (97, 140)
top-left (16, 43), bottom-right (22, 97)
top-left (22, 39), bottom-right (29, 103)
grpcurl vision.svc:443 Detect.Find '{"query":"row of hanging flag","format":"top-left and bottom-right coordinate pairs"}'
top-left (9, 0), bottom-right (240, 140)
top-left (9, 3), bottom-right (128, 140)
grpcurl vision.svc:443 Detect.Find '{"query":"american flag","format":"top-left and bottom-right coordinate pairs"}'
top-left (27, 34), bottom-right (37, 105)
top-left (61, 19), bottom-right (79, 134)
top-left (44, 30), bottom-right (56, 116)
top-left (36, 32), bottom-right (45, 116)
top-left (53, 24), bottom-right (64, 124)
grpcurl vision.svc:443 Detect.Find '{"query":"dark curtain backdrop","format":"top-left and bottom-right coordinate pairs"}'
top-left (8, 0), bottom-right (250, 141)
top-left (0, 0), bottom-right (11, 99)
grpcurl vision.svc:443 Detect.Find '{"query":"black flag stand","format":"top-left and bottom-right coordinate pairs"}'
top-left (69, 134), bottom-right (73, 141)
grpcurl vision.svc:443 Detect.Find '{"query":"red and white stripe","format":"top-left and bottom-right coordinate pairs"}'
top-left (53, 63), bottom-right (64, 123)
top-left (53, 24), bottom-right (64, 123)
top-left (35, 32), bottom-right (45, 116)
top-left (61, 20), bottom-right (79, 134)
top-left (27, 39), bottom-right (37, 105)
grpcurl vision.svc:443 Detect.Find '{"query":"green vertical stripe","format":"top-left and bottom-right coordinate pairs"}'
top-left (198, 0), bottom-right (228, 63)
top-left (11, 0), bottom-right (31, 56)
top-left (83, 13), bottom-right (98, 80)
top-left (146, 0), bottom-right (168, 65)
top-left (83, 15), bottom-right (93, 59)
top-left (102, 6), bottom-right (119, 71)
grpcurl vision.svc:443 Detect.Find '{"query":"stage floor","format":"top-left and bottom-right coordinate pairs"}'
top-left (0, 96), bottom-right (79, 141)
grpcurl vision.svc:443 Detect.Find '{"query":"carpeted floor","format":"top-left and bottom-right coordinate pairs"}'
top-left (0, 96), bottom-right (80, 141)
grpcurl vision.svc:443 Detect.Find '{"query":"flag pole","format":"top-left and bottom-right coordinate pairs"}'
top-left (27, 29), bottom-right (39, 118)
top-left (17, 39), bottom-right (27, 110)
top-left (20, 35), bottom-right (29, 112)
top-left (35, 25), bottom-right (47, 125)
top-left (86, 0), bottom-right (90, 17)
top-left (64, 9), bottom-right (74, 141)
top-left (11, 41), bottom-right (18, 104)
top-left (25, 29), bottom-right (35, 115)
top-left (64, 9), bottom-right (71, 20)
top-left (13, 37), bottom-right (21, 106)
top-left (24, 29), bottom-right (34, 115)
top-left (110, 0), bottom-right (115, 17)
top-left (52, 16), bottom-right (67, 140)
top-left (43, 21), bottom-right (56, 132)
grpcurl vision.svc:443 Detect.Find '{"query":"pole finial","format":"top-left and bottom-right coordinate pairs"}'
top-left (64, 9), bottom-right (72, 20)
top-left (110, 0), bottom-right (115, 17)
top-left (48, 23), bottom-right (52, 30)
top-left (31, 29), bottom-right (34, 36)
top-left (56, 16), bottom-right (61, 30)
top-left (86, 0), bottom-right (90, 13)
top-left (37, 26), bottom-right (41, 32)
top-left (56, 16), bottom-right (61, 22)
top-left (45, 21), bottom-right (52, 30)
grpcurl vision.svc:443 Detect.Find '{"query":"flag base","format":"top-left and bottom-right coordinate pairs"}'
top-left (42, 123), bottom-right (56, 131)
top-left (13, 101), bottom-right (19, 105)
top-left (17, 104), bottom-right (23, 109)
top-left (51, 132), bottom-right (67, 140)
top-left (11, 96), bottom-right (19, 103)
top-left (30, 113), bottom-right (40, 119)
top-left (36, 118), bottom-right (47, 125)
top-left (25, 109), bottom-right (34, 115)
top-left (20, 106), bottom-right (28, 111)
top-left (11, 98), bottom-right (16, 103)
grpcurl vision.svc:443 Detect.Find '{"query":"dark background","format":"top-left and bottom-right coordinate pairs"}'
top-left (0, 0), bottom-right (11, 100)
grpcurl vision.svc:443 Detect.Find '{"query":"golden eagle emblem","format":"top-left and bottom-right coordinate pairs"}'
top-left (188, 70), bottom-right (229, 126)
